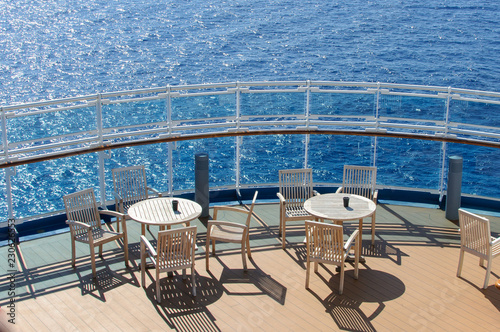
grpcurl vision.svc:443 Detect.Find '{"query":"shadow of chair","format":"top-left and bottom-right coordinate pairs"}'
top-left (144, 275), bottom-right (224, 331)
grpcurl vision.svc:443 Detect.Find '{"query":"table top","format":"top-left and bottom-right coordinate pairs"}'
top-left (304, 193), bottom-right (376, 221)
top-left (127, 197), bottom-right (202, 226)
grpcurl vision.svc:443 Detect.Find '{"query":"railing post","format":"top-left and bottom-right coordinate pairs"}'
top-left (95, 94), bottom-right (108, 207)
top-left (439, 87), bottom-right (452, 202)
top-left (96, 94), bottom-right (103, 145)
top-left (98, 150), bottom-right (111, 207)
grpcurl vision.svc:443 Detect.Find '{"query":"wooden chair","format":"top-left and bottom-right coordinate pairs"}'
top-left (112, 165), bottom-right (161, 232)
top-left (63, 188), bottom-right (129, 278)
top-left (206, 191), bottom-right (258, 271)
top-left (277, 169), bottom-right (315, 249)
top-left (141, 226), bottom-right (197, 303)
top-left (457, 209), bottom-right (500, 289)
top-left (336, 165), bottom-right (378, 245)
top-left (305, 220), bottom-right (359, 294)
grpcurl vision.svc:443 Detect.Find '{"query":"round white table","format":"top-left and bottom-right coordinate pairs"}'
top-left (304, 193), bottom-right (376, 262)
top-left (128, 197), bottom-right (202, 235)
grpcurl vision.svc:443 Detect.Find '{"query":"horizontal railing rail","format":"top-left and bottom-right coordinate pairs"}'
top-left (2, 81), bottom-right (500, 221)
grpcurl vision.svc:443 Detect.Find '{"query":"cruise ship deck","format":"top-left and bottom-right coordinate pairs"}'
top-left (2, 201), bottom-right (499, 332)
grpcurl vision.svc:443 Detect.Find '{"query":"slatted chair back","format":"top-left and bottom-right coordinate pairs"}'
top-left (340, 165), bottom-right (377, 200)
top-left (243, 191), bottom-right (258, 228)
top-left (279, 168), bottom-right (314, 210)
top-left (458, 209), bottom-right (491, 259)
top-left (63, 188), bottom-right (102, 234)
top-left (306, 221), bottom-right (344, 265)
top-left (156, 226), bottom-right (197, 272)
top-left (112, 165), bottom-right (149, 213)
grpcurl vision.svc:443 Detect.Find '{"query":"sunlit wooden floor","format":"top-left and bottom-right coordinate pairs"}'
top-left (1, 202), bottom-right (499, 331)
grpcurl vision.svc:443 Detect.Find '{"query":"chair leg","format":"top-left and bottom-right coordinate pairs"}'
top-left (279, 212), bottom-right (283, 237)
top-left (281, 221), bottom-right (287, 249)
top-left (140, 241), bottom-right (146, 288)
top-left (246, 234), bottom-right (252, 259)
top-left (71, 238), bottom-right (76, 268)
top-left (371, 214), bottom-right (376, 246)
top-left (483, 260), bottom-right (492, 289)
top-left (90, 245), bottom-right (97, 278)
top-left (99, 245), bottom-right (103, 258)
top-left (305, 259), bottom-right (311, 288)
top-left (457, 249), bottom-right (464, 277)
top-left (339, 263), bottom-right (345, 295)
top-left (205, 236), bottom-right (210, 271)
top-left (156, 270), bottom-right (161, 304)
top-left (123, 235), bottom-right (129, 267)
top-left (241, 242), bottom-right (247, 271)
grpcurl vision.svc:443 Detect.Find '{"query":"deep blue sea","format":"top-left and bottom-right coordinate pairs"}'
top-left (1, 0), bottom-right (500, 218)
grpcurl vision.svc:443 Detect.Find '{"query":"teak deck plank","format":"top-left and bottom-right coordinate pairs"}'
top-left (1, 202), bottom-right (499, 331)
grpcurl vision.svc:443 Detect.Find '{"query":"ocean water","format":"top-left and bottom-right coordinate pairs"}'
top-left (1, 0), bottom-right (500, 218)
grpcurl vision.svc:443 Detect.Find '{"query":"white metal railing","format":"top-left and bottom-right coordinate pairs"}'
top-left (2, 81), bottom-right (500, 221)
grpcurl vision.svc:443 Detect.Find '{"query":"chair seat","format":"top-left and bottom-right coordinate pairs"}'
top-left (492, 238), bottom-right (500, 256)
top-left (155, 256), bottom-right (194, 270)
top-left (74, 228), bottom-right (123, 244)
top-left (209, 223), bottom-right (245, 243)
top-left (310, 247), bottom-right (345, 264)
top-left (286, 206), bottom-right (311, 218)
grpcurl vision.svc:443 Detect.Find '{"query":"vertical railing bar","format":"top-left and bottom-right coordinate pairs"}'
top-left (1, 107), bottom-right (8, 161)
top-left (5, 167), bottom-right (15, 219)
top-left (373, 83), bottom-right (381, 168)
top-left (235, 82), bottom-right (241, 192)
top-left (305, 80), bottom-right (310, 168)
top-left (1, 107), bottom-right (15, 219)
top-left (166, 85), bottom-right (174, 196)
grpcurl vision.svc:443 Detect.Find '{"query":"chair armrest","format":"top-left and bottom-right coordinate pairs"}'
top-left (66, 220), bottom-right (91, 230)
top-left (113, 191), bottom-right (123, 202)
top-left (208, 220), bottom-right (247, 230)
top-left (491, 236), bottom-right (500, 246)
top-left (344, 229), bottom-right (359, 251)
top-left (277, 193), bottom-right (285, 204)
top-left (99, 209), bottom-right (127, 232)
top-left (140, 235), bottom-right (157, 258)
top-left (99, 209), bottom-right (126, 219)
top-left (147, 186), bottom-right (162, 197)
top-left (335, 187), bottom-right (343, 194)
top-left (213, 205), bottom-right (250, 219)
top-left (313, 190), bottom-right (320, 196)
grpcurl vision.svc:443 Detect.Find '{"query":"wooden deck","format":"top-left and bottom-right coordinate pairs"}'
top-left (1, 202), bottom-right (499, 331)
